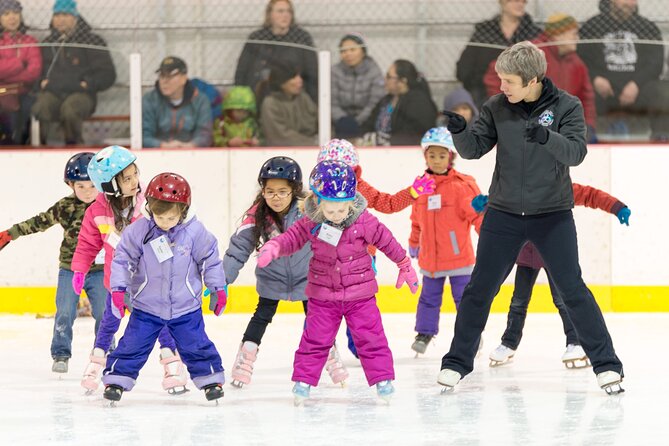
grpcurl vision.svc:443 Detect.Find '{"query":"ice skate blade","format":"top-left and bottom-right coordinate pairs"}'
top-left (602, 383), bottom-right (625, 395)
top-left (84, 389), bottom-right (95, 396)
top-left (231, 380), bottom-right (245, 388)
top-left (294, 395), bottom-right (307, 407)
top-left (167, 386), bottom-right (190, 395)
top-left (489, 357), bottom-right (513, 368)
top-left (563, 358), bottom-right (591, 369)
top-left (440, 385), bottom-right (455, 394)
top-left (108, 401), bottom-right (117, 408)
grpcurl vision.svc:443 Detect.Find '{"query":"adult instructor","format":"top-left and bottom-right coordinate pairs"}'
top-left (439, 41), bottom-right (624, 394)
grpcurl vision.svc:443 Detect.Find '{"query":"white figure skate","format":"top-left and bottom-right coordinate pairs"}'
top-left (562, 344), bottom-right (591, 369)
top-left (489, 344), bottom-right (516, 367)
top-left (81, 347), bottom-right (106, 394)
top-left (325, 346), bottom-right (349, 386)
top-left (437, 369), bottom-right (461, 393)
top-left (52, 357), bottom-right (68, 374)
top-left (160, 348), bottom-right (189, 395)
top-left (231, 341), bottom-right (258, 388)
top-left (292, 381), bottom-right (311, 406)
top-left (597, 370), bottom-right (624, 395)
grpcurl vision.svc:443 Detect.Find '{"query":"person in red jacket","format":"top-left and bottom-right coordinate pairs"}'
top-left (0, 0), bottom-right (42, 144)
top-left (483, 13), bottom-right (597, 141)
top-left (409, 127), bottom-right (483, 355)
top-left (471, 184), bottom-right (631, 368)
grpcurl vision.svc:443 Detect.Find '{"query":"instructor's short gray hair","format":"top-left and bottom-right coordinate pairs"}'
top-left (495, 41), bottom-right (547, 86)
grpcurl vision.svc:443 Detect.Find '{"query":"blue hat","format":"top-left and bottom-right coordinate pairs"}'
top-left (0, 0), bottom-right (22, 14)
top-left (53, 0), bottom-right (78, 16)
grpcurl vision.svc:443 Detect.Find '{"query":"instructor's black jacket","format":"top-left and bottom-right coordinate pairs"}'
top-left (452, 78), bottom-right (587, 216)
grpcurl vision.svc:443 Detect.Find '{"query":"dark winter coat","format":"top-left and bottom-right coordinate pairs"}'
top-left (452, 78), bottom-right (587, 216)
top-left (331, 56), bottom-right (386, 124)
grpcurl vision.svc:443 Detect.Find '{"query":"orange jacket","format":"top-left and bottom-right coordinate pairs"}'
top-left (410, 169), bottom-right (482, 274)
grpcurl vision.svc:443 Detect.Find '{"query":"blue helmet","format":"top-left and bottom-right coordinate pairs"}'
top-left (64, 152), bottom-right (95, 183)
top-left (258, 156), bottom-right (302, 185)
top-left (309, 160), bottom-right (357, 201)
top-left (421, 127), bottom-right (455, 152)
top-left (87, 145), bottom-right (137, 196)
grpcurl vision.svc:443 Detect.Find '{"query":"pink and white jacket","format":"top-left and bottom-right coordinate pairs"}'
top-left (269, 193), bottom-right (407, 302)
top-left (71, 191), bottom-right (145, 290)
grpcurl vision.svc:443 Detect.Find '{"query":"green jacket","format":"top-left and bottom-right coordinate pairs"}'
top-left (212, 116), bottom-right (259, 147)
top-left (8, 194), bottom-right (102, 271)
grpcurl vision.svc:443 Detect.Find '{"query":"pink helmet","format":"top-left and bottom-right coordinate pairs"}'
top-left (316, 138), bottom-right (359, 167)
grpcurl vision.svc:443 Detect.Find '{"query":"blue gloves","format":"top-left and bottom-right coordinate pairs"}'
top-left (616, 207), bottom-right (631, 226)
top-left (408, 246), bottom-right (420, 259)
top-left (471, 194), bottom-right (489, 213)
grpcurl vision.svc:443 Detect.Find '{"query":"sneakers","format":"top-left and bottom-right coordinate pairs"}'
top-left (325, 346), bottom-right (349, 385)
top-left (81, 348), bottom-right (106, 392)
top-left (411, 333), bottom-right (433, 355)
top-left (489, 344), bottom-right (515, 367)
top-left (292, 381), bottom-right (311, 406)
top-left (376, 380), bottom-right (395, 401)
top-left (437, 369), bottom-right (461, 392)
top-left (103, 384), bottom-right (124, 402)
top-left (597, 371), bottom-right (624, 395)
top-left (562, 344), bottom-right (591, 369)
top-left (203, 383), bottom-right (224, 402)
top-left (52, 357), bottom-right (69, 374)
top-left (231, 341), bottom-right (259, 388)
top-left (160, 348), bottom-right (189, 394)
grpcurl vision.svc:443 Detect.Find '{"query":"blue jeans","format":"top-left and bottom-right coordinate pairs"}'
top-left (50, 268), bottom-right (106, 359)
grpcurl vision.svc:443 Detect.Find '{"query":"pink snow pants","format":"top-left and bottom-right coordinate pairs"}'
top-left (292, 296), bottom-right (394, 387)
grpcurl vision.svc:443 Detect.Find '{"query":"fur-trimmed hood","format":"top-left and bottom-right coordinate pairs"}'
top-left (304, 192), bottom-right (368, 228)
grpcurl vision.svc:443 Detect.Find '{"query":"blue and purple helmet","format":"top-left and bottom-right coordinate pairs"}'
top-left (64, 152), bottom-right (95, 183)
top-left (309, 160), bottom-right (357, 201)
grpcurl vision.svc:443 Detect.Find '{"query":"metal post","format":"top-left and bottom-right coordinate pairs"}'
top-left (129, 53), bottom-right (142, 149)
top-left (318, 50), bottom-right (331, 146)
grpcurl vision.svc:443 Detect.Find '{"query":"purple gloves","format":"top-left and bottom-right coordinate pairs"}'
top-left (111, 290), bottom-right (127, 319)
top-left (257, 240), bottom-right (281, 268)
top-left (409, 174), bottom-right (436, 198)
top-left (409, 246), bottom-right (420, 259)
top-left (72, 271), bottom-right (86, 295)
top-left (396, 256), bottom-right (419, 294)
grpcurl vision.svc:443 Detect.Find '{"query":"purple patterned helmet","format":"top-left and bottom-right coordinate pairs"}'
top-left (316, 138), bottom-right (359, 167)
top-left (309, 160), bottom-right (357, 201)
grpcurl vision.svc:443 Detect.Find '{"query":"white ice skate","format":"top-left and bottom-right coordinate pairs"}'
top-left (489, 344), bottom-right (515, 367)
top-left (52, 357), bottom-right (68, 374)
top-left (231, 341), bottom-right (259, 388)
top-left (325, 346), bottom-right (349, 386)
top-left (437, 369), bottom-right (461, 393)
top-left (81, 348), bottom-right (106, 394)
top-left (160, 348), bottom-right (189, 395)
top-left (292, 381), bottom-right (311, 406)
top-left (562, 344), bottom-right (591, 369)
top-left (597, 370), bottom-right (624, 395)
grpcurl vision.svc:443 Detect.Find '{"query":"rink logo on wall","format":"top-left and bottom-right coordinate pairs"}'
top-left (538, 110), bottom-right (554, 127)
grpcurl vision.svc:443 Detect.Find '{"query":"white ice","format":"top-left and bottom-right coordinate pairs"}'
top-left (0, 312), bottom-right (666, 445)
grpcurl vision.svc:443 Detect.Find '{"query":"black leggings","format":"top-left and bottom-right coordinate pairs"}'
top-left (242, 297), bottom-right (308, 345)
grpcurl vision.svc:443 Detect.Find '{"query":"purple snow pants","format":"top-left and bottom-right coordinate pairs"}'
top-left (414, 275), bottom-right (471, 335)
top-left (292, 296), bottom-right (394, 387)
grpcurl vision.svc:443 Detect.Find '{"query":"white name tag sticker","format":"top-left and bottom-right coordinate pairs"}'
top-left (318, 223), bottom-right (343, 247)
top-left (107, 231), bottom-right (121, 249)
top-left (149, 235), bottom-right (174, 263)
top-left (94, 248), bottom-right (105, 265)
top-left (428, 195), bottom-right (442, 211)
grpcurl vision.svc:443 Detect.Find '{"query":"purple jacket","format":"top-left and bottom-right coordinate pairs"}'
top-left (270, 193), bottom-right (407, 302)
top-left (111, 211), bottom-right (227, 320)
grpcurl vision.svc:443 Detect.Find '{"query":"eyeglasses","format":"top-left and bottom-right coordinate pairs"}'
top-left (263, 190), bottom-right (292, 199)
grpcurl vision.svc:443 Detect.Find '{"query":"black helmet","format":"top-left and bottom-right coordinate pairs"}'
top-left (257, 156), bottom-right (302, 185)
top-left (64, 152), bottom-right (95, 183)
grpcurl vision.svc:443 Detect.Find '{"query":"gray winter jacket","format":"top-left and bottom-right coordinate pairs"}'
top-left (331, 57), bottom-right (386, 124)
top-left (452, 78), bottom-right (587, 216)
top-left (224, 200), bottom-right (310, 301)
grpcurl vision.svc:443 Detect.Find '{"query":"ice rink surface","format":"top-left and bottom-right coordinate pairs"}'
top-left (0, 311), bottom-right (666, 445)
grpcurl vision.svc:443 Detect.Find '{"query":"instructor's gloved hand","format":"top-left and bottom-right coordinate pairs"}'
top-left (471, 194), bottom-right (489, 213)
top-left (616, 207), bottom-right (631, 226)
top-left (396, 256), bottom-right (419, 294)
top-left (441, 110), bottom-right (467, 134)
top-left (0, 230), bottom-right (12, 251)
top-left (257, 240), bottom-right (281, 268)
top-left (111, 289), bottom-right (127, 319)
top-left (72, 271), bottom-right (86, 295)
top-left (524, 123), bottom-right (550, 144)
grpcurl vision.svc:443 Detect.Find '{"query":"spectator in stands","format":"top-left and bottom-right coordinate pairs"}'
top-left (331, 33), bottom-right (385, 139)
top-left (578, 0), bottom-right (669, 141)
top-left (362, 59), bottom-right (437, 146)
top-left (456, 0), bottom-right (541, 108)
top-left (234, 0), bottom-right (317, 107)
top-left (0, 0), bottom-right (41, 145)
top-left (213, 86), bottom-right (260, 147)
top-left (483, 14), bottom-right (597, 141)
top-left (260, 62), bottom-right (317, 147)
top-left (32, 0), bottom-right (116, 145)
top-left (443, 87), bottom-right (479, 125)
top-left (142, 56), bottom-right (213, 148)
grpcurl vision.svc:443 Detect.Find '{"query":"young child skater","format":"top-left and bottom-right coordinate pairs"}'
top-left (257, 160), bottom-right (419, 403)
top-left (101, 173), bottom-right (227, 403)
top-left (0, 152), bottom-right (106, 374)
top-left (223, 156), bottom-right (313, 387)
top-left (409, 127), bottom-right (483, 355)
top-left (70, 145), bottom-right (184, 394)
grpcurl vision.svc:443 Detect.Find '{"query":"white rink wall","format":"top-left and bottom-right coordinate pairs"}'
top-left (0, 145), bottom-right (665, 287)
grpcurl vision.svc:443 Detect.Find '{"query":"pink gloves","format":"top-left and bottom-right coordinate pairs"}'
top-left (409, 174), bottom-right (436, 198)
top-left (257, 240), bottom-right (281, 268)
top-left (72, 271), bottom-right (86, 295)
top-left (111, 290), bottom-right (127, 319)
top-left (396, 256), bottom-right (419, 294)
top-left (213, 288), bottom-right (228, 316)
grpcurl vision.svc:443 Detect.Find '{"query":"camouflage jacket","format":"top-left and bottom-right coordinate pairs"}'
top-left (8, 195), bottom-right (103, 272)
